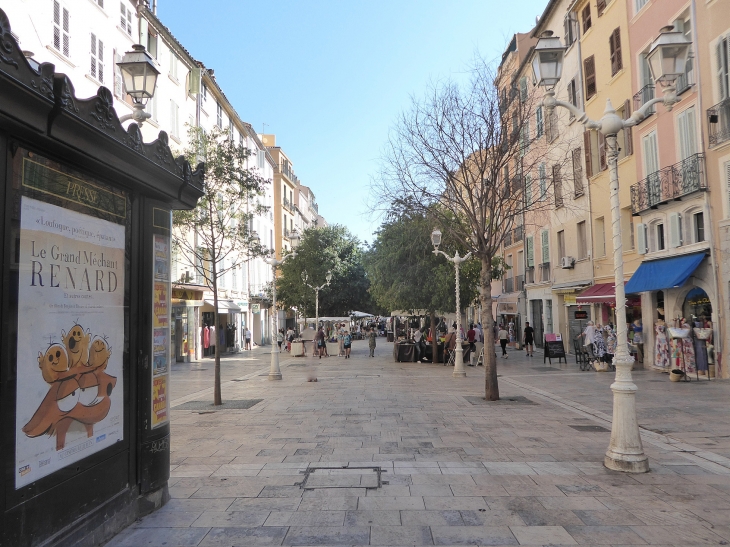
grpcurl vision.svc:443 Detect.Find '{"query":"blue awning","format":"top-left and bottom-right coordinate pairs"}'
top-left (625, 252), bottom-right (706, 294)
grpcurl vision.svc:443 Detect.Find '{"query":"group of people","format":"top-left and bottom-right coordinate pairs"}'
top-left (311, 323), bottom-right (377, 359)
top-left (495, 322), bottom-right (535, 358)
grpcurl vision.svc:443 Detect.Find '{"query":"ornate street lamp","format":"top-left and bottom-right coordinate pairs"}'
top-left (264, 230), bottom-right (300, 380)
top-left (116, 44), bottom-right (160, 126)
top-left (431, 228), bottom-right (470, 378)
top-left (530, 26), bottom-right (690, 474)
top-left (301, 269), bottom-right (332, 343)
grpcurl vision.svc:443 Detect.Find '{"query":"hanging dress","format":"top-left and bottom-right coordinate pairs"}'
top-left (605, 327), bottom-right (617, 356)
top-left (680, 322), bottom-right (696, 374)
top-left (693, 323), bottom-right (709, 373)
top-left (654, 324), bottom-right (670, 369)
top-left (203, 326), bottom-right (210, 349)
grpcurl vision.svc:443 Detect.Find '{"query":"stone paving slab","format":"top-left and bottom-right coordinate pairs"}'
top-left (104, 342), bottom-right (730, 546)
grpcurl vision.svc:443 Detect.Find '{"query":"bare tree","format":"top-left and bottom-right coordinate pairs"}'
top-left (173, 125), bottom-right (269, 405)
top-left (374, 59), bottom-right (573, 400)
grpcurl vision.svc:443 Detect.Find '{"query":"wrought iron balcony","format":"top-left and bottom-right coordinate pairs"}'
top-left (676, 57), bottom-right (694, 95)
top-left (513, 225), bottom-right (523, 242)
top-left (708, 99), bottom-right (730, 147)
top-left (504, 277), bottom-right (514, 293)
top-left (630, 153), bottom-right (706, 215)
top-left (633, 84), bottom-right (655, 119)
top-left (504, 230), bottom-right (513, 247)
top-left (282, 197), bottom-right (294, 213)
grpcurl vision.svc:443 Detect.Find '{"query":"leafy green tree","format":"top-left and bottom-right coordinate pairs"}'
top-left (276, 225), bottom-right (375, 319)
top-left (173, 126), bottom-right (268, 405)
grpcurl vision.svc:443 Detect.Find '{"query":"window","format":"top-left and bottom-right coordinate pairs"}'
top-left (525, 174), bottom-right (533, 206)
top-left (694, 211), bottom-right (705, 242)
top-left (584, 55), bottom-right (596, 100)
top-left (546, 106), bottom-right (559, 142)
top-left (568, 78), bottom-right (578, 110)
top-left (718, 36), bottom-right (730, 100)
top-left (656, 223), bottom-right (665, 251)
top-left (595, 217), bottom-right (606, 257)
top-left (553, 164), bottom-right (563, 208)
top-left (622, 207), bottom-right (634, 250)
top-left (584, 130), bottom-right (606, 177)
top-left (170, 100), bottom-right (179, 138)
top-left (216, 102), bottom-right (223, 128)
top-left (539, 163), bottom-right (547, 201)
top-left (577, 221), bottom-right (587, 259)
top-left (90, 33), bottom-right (104, 83)
top-left (557, 230), bottom-right (566, 260)
top-left (147, 32), bottom-right (158, 59)
top-left (526, 235), bottom-right (534, 267)
top-left (229, 120), bottom-right (234, 140)
top-left (520, 119), bottom-right (530, 154)
top-left (239, 132), bottom-right (244, 147)
top-left (609, 28), bottom-right (623, 76)
top-left (668, 212), bottom-right (683, 248)
top-left (677, 106), bottom-right (697, 160)
top-left (519, 77), bottom-right (528, 102)
top-left (541, 230), bottom-right (550, 264)
top-left (257, 149), bottom-right (265, 169)
top-left (148, 92), bottom-right (158, 122)
top-left (564, 12), bottom-right (579, 46)
top-left (232, 264), bottom-right (237, 290)
top-left (53, 1), bottom-right (70, 58)
top-left (93, 0), bottom-right (104, 7)
top-left (572, 148), bottom-right (583, 196)
top-left (120, 2), bottom-right (133, 36)
top-left (582, 4), bottom-right (592, 34)
top-left (169, 51), bottom-right (179, 80)
top-left (617, 100), bottom-right (633, 160)
top-left (642, 131), bottom-right (659, 176)
top-left (635, 0), bottom-right (649, 14)
top-left (597, 0), bottom-right (606, 17)
top-left (536, 106), bottom-right (543, 138)
top-left (113, 49), bottom-right (126, 100)
top-left (201, 83), bottom-right (208, 102)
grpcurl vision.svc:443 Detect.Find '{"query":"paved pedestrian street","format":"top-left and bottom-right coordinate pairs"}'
top-left (107, 342), bottom-right (730, 546)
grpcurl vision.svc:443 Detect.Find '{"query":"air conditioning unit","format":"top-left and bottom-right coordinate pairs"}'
top-left (560, 256), bottom-right (576, 269)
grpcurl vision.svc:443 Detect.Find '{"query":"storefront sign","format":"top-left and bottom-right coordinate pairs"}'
top-left (251, 304), bottom-right (260, 313)
top-left (15, 196), bottom-right (125, 488)
top-left (564, 295), bottom-right (576, 305)
top-left (151, 234), bottom-right (170, 428)
top-left (575, 310), bottom-right (588, 319)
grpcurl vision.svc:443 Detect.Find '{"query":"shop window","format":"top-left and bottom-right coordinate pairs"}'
top-left (683, 287), bottom-right (712, 324)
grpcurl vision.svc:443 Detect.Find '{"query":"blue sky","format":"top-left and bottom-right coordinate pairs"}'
top-left (158, 0), bottom-right (548, 244)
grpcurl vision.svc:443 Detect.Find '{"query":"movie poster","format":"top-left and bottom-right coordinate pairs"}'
top-left (15, 197), bottom-right (125, 489)
top-left (151, 233), bottom-right (170, 429)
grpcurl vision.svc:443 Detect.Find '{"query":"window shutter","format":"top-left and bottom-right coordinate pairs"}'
top-left (582, 4), bottom-right (591, 33)
top-left (98, 39), bottom-right (104, 83)
top-left (597, 0), bottom-right (606, 16)
top-left (541, 231), bottom-right (550, 263)
top-left (113, 50), bottom-right (123, 98)
top-left (726, 161), bottom-right (730, 218)
top-left (622, 99), bottom-right (633, 155)
top-left (525, 174), bottom-right (533, 206)
top-left (598, 132), bottom-right (607, 171)
top-left (609, 28), bottom-right (622, 75)
top-left (583, 131), bottom-right (593, 178)
top-left (553, 164), bottom-right (563, 208)
top-left (526, 236), bottom-right (534, 267)
top-left (668, 212), bottom-right (682, 248)
top-left (636, 223), bottom-right (647, 254)
top-left (584, 56), bottom-right (596, 100)
top-left (189, 67), bottom-right (201, 94)
top-left (564, 16), bottom-right (570, 44)
top-left (539, 163), bottom-right (547, 200)
top-left (90, 33), bottom-right (97, 79)
top-left (572, 147), bottom-right (583, 195)
top-left (719, 38), bottom-right (729, 100)
top-left (536, 106), bottom-right (543, 137)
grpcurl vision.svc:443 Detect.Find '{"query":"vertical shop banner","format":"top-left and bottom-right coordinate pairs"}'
top-left (15, 197), bottom-right (125, 488)
top-left (151, 233), bottom-right (170, 428)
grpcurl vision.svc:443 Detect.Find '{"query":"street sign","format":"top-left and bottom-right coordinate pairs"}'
top-left (251, 304), bottom-right (260, 313)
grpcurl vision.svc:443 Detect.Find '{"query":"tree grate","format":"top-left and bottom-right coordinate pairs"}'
top-left (295, 466), bottom-right (385, 490)
top-left (464, 396), bottom-right (537, 405)
top-left (569, 425), bottom-right (610, 432)
top-left (173, 399), bottom-right (262, 410)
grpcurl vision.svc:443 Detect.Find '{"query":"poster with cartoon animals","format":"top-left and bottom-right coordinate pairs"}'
top-left (15, 197), bottom-right (125, 489)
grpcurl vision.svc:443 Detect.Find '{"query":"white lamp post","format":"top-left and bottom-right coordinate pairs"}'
top-left (301, 270), bottom-right (332, 347)
top-left (530, 27), bottom-right (690, 473)
top-left (116, 44), bottom-right (160, 126)
top-left (431, 228), bottom-right (471, 378)
top-left (264, 230), bottom-right (300, 380)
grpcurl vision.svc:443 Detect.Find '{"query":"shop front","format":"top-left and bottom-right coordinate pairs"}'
top-left (171, 286), bottom-right (204, 362)
top-left (576, 282), bottom-right (642, 333)
top-left (625, 252), bottom-right (720, 374)
top-left (551, 282), bottom-right (591, 352)
top-left (202, 298), bottom-right (242, 355)
top-left (496, 294), bottom-right (521, 347)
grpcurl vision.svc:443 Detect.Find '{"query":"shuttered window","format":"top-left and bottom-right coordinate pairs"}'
top-left (577, 221), bottom-right (587, 259)
top-left (636, 223), bottom-right (647, 254)
top-left (598, 132), bottom-right (607, 171)
top-left (583, 132), bottom-right (593, 178)
top-left (609, 28), bottom-right (623, 76)
top-left (582, 4), bottom-right (591, 33)
top-left (572, 148), bottom-right (584, 196)
top-left (519, 77), bottom-right (528, 102)
top-left (668, 212), bottom-right (682, 248)
top-left (597, 0), bottom-right (606, 16)
top-left (536, 106), bottom-right (543, 138)
top-left (53, 1), bottom-right (70, 58)
top-left (525, 174), bottom-right (533, 207)
top-left (541, 231), bottom-right (550, 264)
top-left (717, 36), bottom-right (730, 100)
top-left (120, 3), bottom-right (133, 35)
top-left (584, 56), bottom-right (596, 100)
top-left (621, 100), bottom-right (633, 157)
top-left (526, 236), bottom-right (534, 268)
top-left (677, 106), bottom-right (697, 161)
top-left (642, 131), bottom-right (659, 176)
top-left (90, 34), bottom-right (104, 83)
top-left (170, 100), bottom-right (179, 138)
top-left (564, 12), bottom-right (578, 46)
top-left (725, 161), bottom-right (730, 219)
top-left (553, 165), bottom-right (563, 208)
top-left (539, 163), bottom-right (547, 201)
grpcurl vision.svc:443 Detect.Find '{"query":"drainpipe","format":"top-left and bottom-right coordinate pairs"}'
top-left (690, 0), bottom-right (723, 361)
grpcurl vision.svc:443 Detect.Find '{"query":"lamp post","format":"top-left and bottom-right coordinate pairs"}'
top-left (263, 231), bottom-right (300, 380)
top-left (116, 44), bottom-right (160, 126)
top-left (530, 27), bottom-right (690, 473)
top-left (301, 270), bottom-right (332, 336)
top-left (431, 228), bottom-right (471, 378)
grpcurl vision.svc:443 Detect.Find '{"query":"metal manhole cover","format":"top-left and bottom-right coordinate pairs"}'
top-left (464, 396), bottom-right (537, 405)
top-left (569, 425), bottom-right (610, 432)
top-left (296, 466), bottom-right (384, 490)
top-left (173, 399), bottom-right (263, 410)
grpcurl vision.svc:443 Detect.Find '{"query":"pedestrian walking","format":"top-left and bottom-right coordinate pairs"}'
top-left (316, 327), bottom-right (327, 359)
top-left (413, 327), bottom-right (423, 362)
top-left (523, 322), bottom-right (535, 357)
top-left (498, 325), bottom-right (509, 358)
top-left (276, 329), bottom-right (284, 350)
top-left (244, 328), bottom-right (252, 350)
top-left (343, 331), bottom-right (352, 359)
top-left (337, 324), bottom-right (345, 357)
top-left (368, 327), bottom-right (377, 357)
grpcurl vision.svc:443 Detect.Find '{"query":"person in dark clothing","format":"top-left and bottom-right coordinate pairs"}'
top-left (524, 322), bottom-right (535, 357)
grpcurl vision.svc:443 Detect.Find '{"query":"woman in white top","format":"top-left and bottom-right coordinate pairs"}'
top-left (581, 321), bottom-right (597, 347)
top-left (498, 326), bottom-right (509, 358)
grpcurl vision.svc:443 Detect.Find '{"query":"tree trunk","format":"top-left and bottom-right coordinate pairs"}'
top-left (480, 256), bottom-right (499, 401)
top-left (431, 311), bottom-right (438, 364)
top-left (213, 278), bottom-right (222, 406)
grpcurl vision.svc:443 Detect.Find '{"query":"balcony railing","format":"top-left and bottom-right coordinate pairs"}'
top-left (283, 227), bottom-right (291, 239)
top-left (708, 99), bottom-right (730, 147)
top-left (630, 153), bottom-right (706, 215)
top-left (540, 262), bottom-right (550, 282)
top-left (514, 274), bottom-right (525, 292)
top-left (633, 84), bottom-right (655, 118)
top-left (504, 230), bottom-right (513, 247)
top-left (280, 164), bottom-right (298, 184)
top-left (513, 225), bottom-right (523, 242)
top-left (504, 277), bottom-right (514, 293)
top-left (283, 197), bottom-right (294, 212)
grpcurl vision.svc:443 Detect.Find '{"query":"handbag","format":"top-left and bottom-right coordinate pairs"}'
top-left (694, 328), bottom-right (712, 340)
top-left (668, 327), bottom-right (690, 339)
